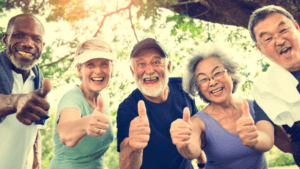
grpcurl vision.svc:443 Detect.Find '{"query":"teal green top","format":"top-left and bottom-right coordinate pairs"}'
top-left (50, 86), bottom-right (114, 169)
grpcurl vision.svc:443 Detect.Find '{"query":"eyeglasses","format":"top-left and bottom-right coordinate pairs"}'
top-left (259, 26), bottom-right (293, 46)
top-left (196, 69), bottom-right (227, 86)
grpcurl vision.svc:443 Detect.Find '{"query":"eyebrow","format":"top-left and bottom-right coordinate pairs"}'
top-left (196, 66), bottom-right (220, 78)
top-left (258, 21), bottom-right (287, 38)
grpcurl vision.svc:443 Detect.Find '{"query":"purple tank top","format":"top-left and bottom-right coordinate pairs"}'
top-left (194, 101), bottom-right (267, 169)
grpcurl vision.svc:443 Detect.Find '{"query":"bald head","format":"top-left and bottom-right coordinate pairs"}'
top-left (6, 14), bottom-right (44, 35)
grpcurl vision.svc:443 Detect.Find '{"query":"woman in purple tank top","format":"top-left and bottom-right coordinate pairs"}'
top-left (170, 44), bottom-right (268, 169)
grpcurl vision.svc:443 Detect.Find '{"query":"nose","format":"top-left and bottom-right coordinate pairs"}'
top-left (94, 67), bottom-right (102, 74)
top-left (209, 78), bottom-right (218, 87)
top-left (144, 63), bottom-right (155, 74)
top-left (21, 36), bottom-right (34, 49)
top-left (274, 35), bottom-right (286, 46)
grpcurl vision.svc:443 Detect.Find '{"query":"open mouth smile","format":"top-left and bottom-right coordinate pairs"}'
top-left (91, 77), bottom-right (104, 82)
top-left (211, 87), bottom-right (223, 94)
top-left (144, 77), bottom-right (159, 84)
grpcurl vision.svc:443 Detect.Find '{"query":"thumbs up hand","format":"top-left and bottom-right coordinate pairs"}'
top-left (128, 100), bottom-right (151, 151)
top-left (170, 107), bottom-right (193, 149)
top-left (15, 78), bottom-right (51, 125)
top-left (236, 100), bottom-right (259, 148)
top-left (86, 94), bottom-right (110, 137)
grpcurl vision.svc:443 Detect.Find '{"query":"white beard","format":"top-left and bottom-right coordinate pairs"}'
top-left (134, 71), bottom-right (169, 97)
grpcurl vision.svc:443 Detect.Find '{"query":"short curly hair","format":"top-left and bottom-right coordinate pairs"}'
top-left (182, 43), bottom-right (240, 103)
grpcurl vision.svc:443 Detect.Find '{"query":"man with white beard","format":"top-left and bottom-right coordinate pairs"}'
top-left (117, 38), bottom-right (206, 169)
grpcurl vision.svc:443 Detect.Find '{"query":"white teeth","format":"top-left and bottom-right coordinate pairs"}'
top-left (211, 88), bottom-right (222, 94)
top-left (92, 77), bottom-right (103, 81)
top-left (18, 51), bottom-right (32, 58)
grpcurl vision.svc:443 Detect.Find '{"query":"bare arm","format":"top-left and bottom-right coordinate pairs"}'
top-left (196, 150), bottom-right (207, 169)
top-left (119, 138), bottom-right (143, 169)
top-left (274, 125), bottom-right (292, 153)
top-left (32, 130), bottom-right (42, 169)
top-left (57, 95), bottom-right (110, 148)
top-left (252, 120), bottom-right (275, 152)
top-left (0, 79), bottom-right (51, 125)
top-left (0, 94), bottom-right (22, 119)
top-left (57, 107), bottom-right (89, 148)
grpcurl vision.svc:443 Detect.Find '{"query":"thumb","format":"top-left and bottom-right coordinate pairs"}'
top-left (96, 94), bottom-right (105, 114)
top-left (241, 100), bottom-right (251, 117)
top-left (40, 78), bottom-right (51, 97)
top-left (138, 100), bottom-right (147, 118)
top-left (182, 107), bottom-right (191, 122)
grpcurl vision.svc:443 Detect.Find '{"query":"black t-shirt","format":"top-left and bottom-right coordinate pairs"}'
top-left (254, 69), bottom-right (300, 141)
top-left (116, 78), bottom-right (197, 169)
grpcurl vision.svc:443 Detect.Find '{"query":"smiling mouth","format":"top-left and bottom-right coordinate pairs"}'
top-left (144, 77), bottom-right (159, 84)
top-left (211, 87), bottom-right (223, 94)
top-left (280, 47), bottom-right (292, 55)
top-left (91, 77), bottom-right (104, 82)
top-left (18, 51), bottom-right (33, 58)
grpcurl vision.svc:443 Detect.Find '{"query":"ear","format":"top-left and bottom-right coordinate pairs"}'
top-left (2, 33), bottom-right (8, 46)
top-left (110, 62), bottom-right (114, 77)
top-left (77, 65), bottom-right (83, 79)
top-left (167, 60), bottom-right (171, 73)
top-left (294, 20), bottom-right (300, 31)
top-left (130, 65), bottom-right (134, 77)
top-left (42, 42), bottom-right (45, 47)
top-left (255, 43), bottom-right (263, 54)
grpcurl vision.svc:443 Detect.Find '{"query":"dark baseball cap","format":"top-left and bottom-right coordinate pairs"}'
top-left (130, 38), bottom-right (168, 58)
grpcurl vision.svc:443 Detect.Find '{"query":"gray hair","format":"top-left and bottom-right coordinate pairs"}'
top-left (182, 44), bottom-right (240, 103)
top-left (75, 37), bottom-right (114, 67)
top-left (248, 5), bottom-right (294, 43)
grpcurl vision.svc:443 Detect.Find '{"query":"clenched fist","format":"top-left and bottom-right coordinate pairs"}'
top-left (129, 100), bottom-right (150, 151)
top-left (15, 78), bottom-right (51, 125)
top-left (170, 107), bottom-right (193, 149)
top-left (86, 94), bottom-right (110, 137)
top-left (236, 100), bottom-right (259, 148)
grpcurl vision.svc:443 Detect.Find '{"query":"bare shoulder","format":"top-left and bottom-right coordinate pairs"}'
top-left (191, 115), bottom-right (206, 132)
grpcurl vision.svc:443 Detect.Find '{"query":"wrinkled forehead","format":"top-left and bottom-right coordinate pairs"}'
top-left (10, 16), bottom-right (44, 37)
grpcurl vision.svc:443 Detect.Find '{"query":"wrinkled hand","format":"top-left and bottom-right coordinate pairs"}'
top-left (86, 94), bottom-right (110, 137)
top-left (236, 100), bottom-right (259, 148)
top-left (129, 100), bottom-right (150, 151)
top-left (15, 78), bottom-right (51, 125)
top-left (170, 107), bottom-right (193, 149)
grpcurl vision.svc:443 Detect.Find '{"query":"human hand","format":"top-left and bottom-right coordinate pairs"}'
top-left (86, 94), bottom-right (110, 137)
top-left (128, 100), bottom-right (150, 151)
top-left (15, 78), bottom-right (51, 125)
top-left (170, 107), bottom-right (193, 149)
top-left (236, 100), bottom-right (259, 148)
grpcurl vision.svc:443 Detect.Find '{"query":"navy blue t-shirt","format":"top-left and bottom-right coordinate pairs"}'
top-left (117, 78), bottom-right (197, 169)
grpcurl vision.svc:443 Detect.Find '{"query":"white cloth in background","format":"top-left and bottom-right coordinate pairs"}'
top-left (252, 63), bottom-right (300, 127)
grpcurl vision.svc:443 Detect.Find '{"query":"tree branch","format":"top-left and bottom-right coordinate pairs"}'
top-left (38, 0), bottom-right (45, 10)
top-left (40, 52), bottom-right (75, 68)
top-left (128, 5), bottom-right (138, 43)
top-left (93, 1), bottom-right (133, 37)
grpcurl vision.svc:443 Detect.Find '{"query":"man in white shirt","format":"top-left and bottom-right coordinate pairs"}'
top-left (0, 14), bottom-right (51, 169)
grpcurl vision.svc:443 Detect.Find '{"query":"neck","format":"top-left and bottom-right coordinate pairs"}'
top-left (207, 96), bottom-right (239, 116)
top-left (79, 84), bottom-right (99, 106)
top-left (11, 63), bottom-right (30, 83)
top-left (142, 86), bottom-right (170, 104)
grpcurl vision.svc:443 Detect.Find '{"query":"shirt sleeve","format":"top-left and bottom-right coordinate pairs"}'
top-left (254, 100), bottom-right (276, 127)
top-left (56, 89), bottom-right (84, 123)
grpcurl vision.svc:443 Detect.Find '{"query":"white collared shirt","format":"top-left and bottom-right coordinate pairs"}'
top-left (0, 69), bottom-right (38, 169)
